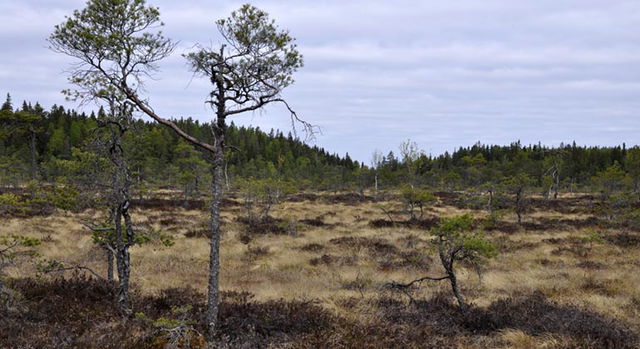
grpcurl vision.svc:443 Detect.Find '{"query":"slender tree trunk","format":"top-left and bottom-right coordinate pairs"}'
top-left (206, 101), bottom-right (226, 341)
top-left (374, 173), bottom-right (378, 193)
top-left (487, 189), bottom-right (493, 213)
top-left (448, 267), bottom-right (466, 309)
top-left (29, 129), bottom-right (37, 180)
top-left (516, 189), bottom-right (523, 224)
top-left (439, 250), bottom-right (466, 309)
top-left (109, 124), bottom-right (133, 313)
top-left (224, 161), bottom-right (230, 191)
top-left (106, 248), bottom-right (114, 282)
top-left (119, 169), bottom-right (134, 311)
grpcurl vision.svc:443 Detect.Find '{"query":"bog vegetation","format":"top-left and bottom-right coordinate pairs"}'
top-left (2, 0), bottom-right (640, 348)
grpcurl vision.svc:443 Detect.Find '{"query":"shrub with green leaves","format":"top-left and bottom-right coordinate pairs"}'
top-left (1, 235), bottom-right (41, 311)
top-left (237, 178), bottom-right (296, 222)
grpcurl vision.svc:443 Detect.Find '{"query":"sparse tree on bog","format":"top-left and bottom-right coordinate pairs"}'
top-left (503, 173), bottom-right (532, 224)
top-left (387, 214), bottom-right (496, 309)
top-left (182, 7), bottom-right (307, 337)
top-left (400, 185), bottom-right (435, 220)
top-left (592, 162), bottom-right (629, 201)
top-left (49, 0), bottom-right (174, 312)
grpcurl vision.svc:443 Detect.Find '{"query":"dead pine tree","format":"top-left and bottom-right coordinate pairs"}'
top-left (503, 173), bottom-right (532, 225)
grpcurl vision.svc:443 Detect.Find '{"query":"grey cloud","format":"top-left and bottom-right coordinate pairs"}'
top-left (1, 0), bottom-right (639, 161)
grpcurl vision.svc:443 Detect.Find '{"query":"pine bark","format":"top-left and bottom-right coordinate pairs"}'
top-left (205, 95), bottom-right (227, 339)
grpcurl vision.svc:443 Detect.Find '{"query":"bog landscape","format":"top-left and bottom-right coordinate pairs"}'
top-left (1, 1), bottom-right (639, 348)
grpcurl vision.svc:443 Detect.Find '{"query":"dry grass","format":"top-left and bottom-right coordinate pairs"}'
top-left (2, 191), bottom-right (640, 347)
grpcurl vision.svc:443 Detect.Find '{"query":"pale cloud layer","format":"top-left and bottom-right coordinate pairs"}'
top-left (1, 0), bottom-right (639, 162)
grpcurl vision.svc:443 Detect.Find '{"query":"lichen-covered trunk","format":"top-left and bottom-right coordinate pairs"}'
top-left (206, 104), bottom-right (226, 341)
top-left (109, 125), bottom-right (133, 313)
top-left (118, 168), bottom-right (134, 312)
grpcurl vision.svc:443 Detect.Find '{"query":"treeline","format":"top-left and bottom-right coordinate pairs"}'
top-left (375, 141), bottom-right (638, 193)
top-left (0, 94), bottom-right (360, 192)
top-left (1, 94), bottom-right (638, 195)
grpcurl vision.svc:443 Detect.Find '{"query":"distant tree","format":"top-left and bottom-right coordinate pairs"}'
top-left (400, 185), bottom-right (436, 220)
top-left (0, 101), bottom-right (44, 180)
top-left (625, 148), bottom-right (640, 193)
top-left (441, 170), bottom-right (462, 192)
top-left (542, 153), bottom-right (563, 200)
top-left (399, 139), bottom-right (422, 185)
top-left (503, 173), bottom-right (532, 224)
top-left (1, 93), bottom-right (13, 115)
top-left (371, 149), bottom-right (384, 192)
top-left (592, 162), bottom-right (629, 200)
top-left (174, 140), bottom-right (208, 198)
top-left (238, 177), bottom-right (294, 223)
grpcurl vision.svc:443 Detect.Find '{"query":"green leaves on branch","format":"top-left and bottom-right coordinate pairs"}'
top-left (431, 214), bottom-right (498, 261)
top-left (185, 4), bottom-right (303, 115)
top-left (49, 0), bottom-right (175, 101)
top-left (400, 186), bottom-right (435, 220)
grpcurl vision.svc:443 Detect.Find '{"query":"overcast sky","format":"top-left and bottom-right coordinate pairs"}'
top-left (1, 0), bottom-right (639, 162)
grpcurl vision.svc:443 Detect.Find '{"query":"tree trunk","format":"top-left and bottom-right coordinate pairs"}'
top-left (448, 267), bottom-right (466, 309)
top-left (106, 248), bottom-right (114, 282)
top-left (206, 102), bottom-right (226, 341)
top-left (439, 250), bottom-right (466, 309)
top-left (109, 124), bottom-right (133, 313)
top-left (119, 173), bottom-right (134, 312)
top-left (224, 160), bottom-right (230, 191)
top-left (374, 173), bottom-right (378, 193)
top-left (29, 129), bottom-right (37, 180)
top-left (516, 189), bottom-right (523, 224)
